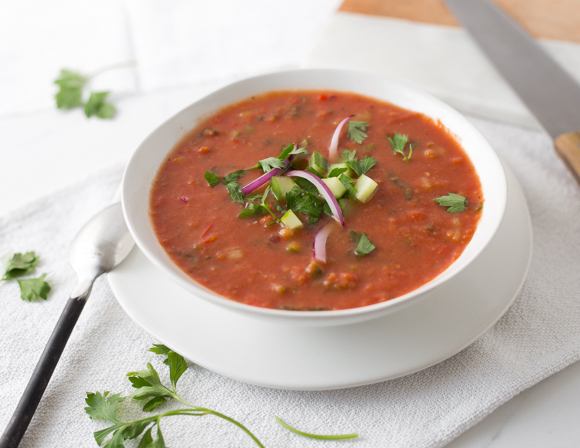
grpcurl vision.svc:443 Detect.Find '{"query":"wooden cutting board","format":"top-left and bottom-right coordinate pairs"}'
top-left (339, 0), bottom-right (580, 44)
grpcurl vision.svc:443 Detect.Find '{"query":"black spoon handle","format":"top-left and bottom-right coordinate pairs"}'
top-left (0, 289), bottom-right (91, 448)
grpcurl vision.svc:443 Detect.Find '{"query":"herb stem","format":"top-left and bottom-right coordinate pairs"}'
top-left (88, 60), bottom-right (137, 79)
top-left (175, 397), bottom-right (265, 448)
top-left (275, 416), bottom-right (358, 440)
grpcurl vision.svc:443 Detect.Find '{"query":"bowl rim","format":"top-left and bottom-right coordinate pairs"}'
top-left (121, 68), bottom-right (507, 324)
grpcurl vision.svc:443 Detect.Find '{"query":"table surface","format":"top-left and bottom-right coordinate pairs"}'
top-left (1, 1), bottom-right (580, 446)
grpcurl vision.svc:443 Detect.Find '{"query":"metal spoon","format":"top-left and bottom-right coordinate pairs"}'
top-left (0, 202), bottom-right (134, 448)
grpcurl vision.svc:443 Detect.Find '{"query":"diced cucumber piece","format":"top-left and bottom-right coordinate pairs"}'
top-left (354, 174), bottom-right (378, 203)
top-left (309, 151), bottom-right (328, 176)
top-left (328, 162), bottom-right (354, 178)
top-left (281, 210), bottom-right (303, 229)
top-left (270, 176), bottom-right (297, 200)
top-left (322, 177), bottom-right (347, 199)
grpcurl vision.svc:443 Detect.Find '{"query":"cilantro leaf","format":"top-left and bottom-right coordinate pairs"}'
top-left (339, 174), bottom-right (357, 200)
top-left (204, 171), bottom-right (220, 188)
top-left (54, 69), bottom-right (88, 109)
top-left (223, 170), bottom-right (244, 184)
top-left (340, 149), bottom-right (356, 161)
top-left (17, 274), bottom-right (51, 301)
top-left (238, 203), bottom-right (264, 219)
top-left (434, 193), bottom-right (467, 213)
top-left (2, 251), bottom-right (39, 280)
top-left (345, 156), bottom-right (377, 176)
top-left (84, 91), bottom-right (116, 119)
top-left (347, 121), bottom-right (368, 144)
top-left (85, 391), bottom-right (156, 447)
top-left (127, 363), bottom-right (176, 412)
top-left (225, 182), bottom-right (245, 203)
top-left (85, 391), bottom-right (124, 424)
top-left (149, 344), bottom-right (188, 392)
top-left (285, 186), bottom-right (327, 224)
top-left (350, 231), bottom-right (376, 257)
top-left (328, 167), bottom-right (347, 178)
top-left (388, 133), bottom-right (413, 162)
top-left (256, 157), bottom-right (285, 173)
top-left (247, 144), bottom-right (309, 173)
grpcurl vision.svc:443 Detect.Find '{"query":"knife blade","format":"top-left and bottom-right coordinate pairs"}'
top-left (445, 0), bottom-right (580, 184)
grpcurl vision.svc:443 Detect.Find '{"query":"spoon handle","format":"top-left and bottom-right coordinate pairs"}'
top-left (0, 290), bottom-right (91, 448)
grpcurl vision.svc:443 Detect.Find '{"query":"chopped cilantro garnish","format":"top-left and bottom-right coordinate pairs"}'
top-left (345, 155), bottom-right (377, 176)
top-left (339, 174), bottom-right (357, 200)
top-left (328, 167), bottom-right (348, 178)
top-left (247, 143), bottom-right (309, 173)
top-left (223, 170), bottom-right (244, 184)
top-left (340, 149), bottom-right (356, 161)
top-left (204, 171), bottom-right (220, 188)
top-left (434, 193), bottom-right (467, 213)
top-left (347, 121), bottom-right (368, 144)
top-left (388, 133), bottom-right (413, 162)
top-left (285, 185), bottom-right (330, 225)
top-left (225, 182), bottom-right (245, 203)
top-left (350, 231), bottom-right (376, 257)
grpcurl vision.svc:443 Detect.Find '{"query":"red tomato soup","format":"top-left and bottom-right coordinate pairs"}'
top-left (149, 91), bottom-right (483, 310)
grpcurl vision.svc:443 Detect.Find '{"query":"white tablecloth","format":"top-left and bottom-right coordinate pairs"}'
top-left (2, 1), bottom-right (580, 447)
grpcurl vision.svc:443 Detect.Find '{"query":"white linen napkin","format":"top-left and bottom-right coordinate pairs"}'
top-left (1, 115), bottom-right (580, 448)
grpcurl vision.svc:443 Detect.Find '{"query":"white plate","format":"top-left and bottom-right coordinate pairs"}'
top-left (108, 163), bottom-right (531, 391)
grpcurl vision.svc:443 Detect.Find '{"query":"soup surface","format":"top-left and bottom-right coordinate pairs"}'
top-left (150, 91), bottom-right (483, 310)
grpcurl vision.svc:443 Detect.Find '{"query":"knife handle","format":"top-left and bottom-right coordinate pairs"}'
top-left (555, 132), bottom-right (580, 185)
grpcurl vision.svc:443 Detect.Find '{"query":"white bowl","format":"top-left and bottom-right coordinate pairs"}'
top-left (122, 69), bottom-right (507, 327)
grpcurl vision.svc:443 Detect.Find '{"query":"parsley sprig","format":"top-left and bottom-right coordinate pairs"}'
top-left (388, 133), bottom-right (413, 162)
top-left (434, 193), bottom-right (467, 213)
top-left (1, 252), bottom-right (51, 301)
top-left (54, 61), bottom-right (135, 119)
top-left (86, 344), bottom-right (264, 448)
top-left (347, 121), bottom-right (368, 144)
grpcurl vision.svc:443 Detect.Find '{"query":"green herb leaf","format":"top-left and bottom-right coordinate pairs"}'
top-left (204, 171), bottom-right (220, 188)
top-left (275, 417), bottom-right (358, 440)
top-left (17, 274), bottom-right (51, 301)
top-left (248, 144), bottom-right (309, 172)
top-left (340, 149), bottom-right (357, 161)
top-left (285, 186), bottom-right (327, 224)
top-left (54, 69), bottom-right (88, 109)
top-left (350, 231), bottom-right (376, 257)
top-left (345, 155), bottom-right (377, 176)
top-left (84, 91), bottom-right (116, 119)
top-left (434, 193), bottom-right (467, 213)
top-left (225, 182), bottom-right (245, 203)
top-left (388, 132), bottom-right (413, 161)
top-left (127, 363), bottom-right (176, 412)
top-left (2, 251), bottom-right (39, 280)
top-left (238, 203), bottom-right (264, 219)
top-left (347, 121), bottom-right (368, 144)
top-left (327, 167), bottom-right (347, 178)
top-left (149, 344), bottom-right (188, 392)
top-left (339, 174), bottom-right (357, 200)
top-left (223, 170), bottom-right (244, 184)
top-left (85, 391), bottom-right (124, 424)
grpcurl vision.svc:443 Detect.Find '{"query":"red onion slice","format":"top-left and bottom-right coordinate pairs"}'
top-left (241, 155), bottom-right (294, 195)
top-left (284, 170), bottom-right (344, 226)
top-left (313, 223), bottom-right (332, 263)
top-left (328, 115), bottom-right (354, 161)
